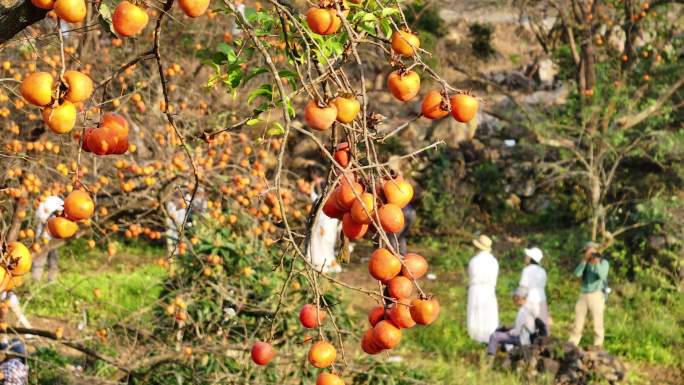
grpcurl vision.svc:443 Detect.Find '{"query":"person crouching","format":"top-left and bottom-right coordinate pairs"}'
top-left (0, 339), bottom-right (28, 385)
top-left (487, 287), bottom-right (540, 356)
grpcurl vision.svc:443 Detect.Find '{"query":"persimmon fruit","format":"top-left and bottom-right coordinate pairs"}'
top-left (373, 320), bottom-right (402, 349)
top-left (308, 341), bottom-right (336, 368)
top-left (402, 252), bottom-right (428, 279)
top-left (383, 177), bottom-right (413, 208)
top-left (316, 372), bottom-right (344, 385)
top-left (306, 8), bottom-right (341, 35)
top-left (64, 190), bottom-right (95, 221)
top-left (63, 70), bottom-right (93, 103)
top-left (387, 275), bottom-right (413, 299)
top-left (43, 101), bottom-right (77, 134)
top-left (410, 298), bottom-right (440, 325)
top-left (368, 248), bottom-right (401, 282)
top-left (421, 90), bottom-right (450, 119)
top-left (5, 242), bottom-right (32, 276)
top-left (251, 341), bottom-right (275, 365)
top-left (450, 94), bottom-right (479, 123)
top-left (387, 70), bottom-right (420, 102)
top-left (178, 0), bottom-right (210, 18)
top-left (368, 305), bottom-right (386, 326)
top-left (342, 213), bottom-right (368, 240)
top-left (391, 30), bottom-right (420, 57)
top-left (54, 0), bottom-right (87, 23)
top-left (388, 301), bottom-right (416, 329)
top-left (334, 142), bottom-right (350, 167)
top-left (305, 100), bottom-right (337, 131)
top-left (113, 1), bottom-right (149, 37)
top-left (378, 203), bottom-right (405, 233)
top-left (350, 192), bottom-right (375, 224)
top-left (299, 304), bottom-right (326, 329)
top-left (331, 96), bottom-right (360, 123)
top-left (47, 217), bottom-right (79, 239)
top-left (20, 72), bottom-right (54, 107)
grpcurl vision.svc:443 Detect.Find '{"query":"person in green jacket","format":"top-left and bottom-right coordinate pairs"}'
top-left (568, 242), bottom-right (609, 347)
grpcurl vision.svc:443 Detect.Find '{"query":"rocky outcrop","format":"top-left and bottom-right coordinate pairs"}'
top-left (498, 337), bottom-right (626, 385)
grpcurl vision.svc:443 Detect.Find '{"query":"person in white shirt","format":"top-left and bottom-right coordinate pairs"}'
top-left (32, 195), bottom-right (64, 282)
top-left (487, 287), bottom-right (539, 355)
top-left (467, 235), bottom-right (499, 343)
top-left (165, 196), bottom-right (188, 255)
top-left (519, 247), bottom-right (550, 331)
top-left (306, 175), bottom-right (342, 273)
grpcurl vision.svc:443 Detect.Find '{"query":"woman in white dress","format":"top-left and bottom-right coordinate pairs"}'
top-left (519, 247), bottom-right (550, 331)
top-left (306, 177), bottom-right (341, 273)
top-left (467, 235), bottom-right (499, 343)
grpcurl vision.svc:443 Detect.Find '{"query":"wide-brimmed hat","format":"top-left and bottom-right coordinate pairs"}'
top-left (473, 235), bottom-right (492, 251)
top-left (524, 247), bottom-right (543, 263)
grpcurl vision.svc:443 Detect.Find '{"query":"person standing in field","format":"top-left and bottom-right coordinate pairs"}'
top-left (467, 235), bottom-right (499, 343)
top-left (307, 173), bottom-right (342, 273)
top-left (568, 242), bottom-right (609, 347)
top-left (519, 247), bottom-right (550, 331)
top-left (32, 195), bottom-right (64, 282)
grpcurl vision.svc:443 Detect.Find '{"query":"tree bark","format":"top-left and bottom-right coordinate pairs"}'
top-left (0, 0), bottom-right (48, 46)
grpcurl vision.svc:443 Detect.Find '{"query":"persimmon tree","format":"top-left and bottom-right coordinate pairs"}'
top-left (1, 0), bottom-right (482, 383)
top-left (518, 0), bottom-right (684, 248)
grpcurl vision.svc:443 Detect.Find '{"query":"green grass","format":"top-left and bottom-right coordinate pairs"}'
top-left (20, 238), bottom-right (167, 323)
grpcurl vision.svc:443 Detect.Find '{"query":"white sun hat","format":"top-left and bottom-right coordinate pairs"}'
top-left (524, 247), bottom-right (543, 263)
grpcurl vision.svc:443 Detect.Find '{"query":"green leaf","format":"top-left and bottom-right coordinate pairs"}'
top-left (381, 8), bottom-right (399, 18)
top-left (247, 84), bottom-right (273, 104)
top-left (98, 4), bottom-right (118, 39)
top-left (245, 67), bottom-right (269, 83)
top-left (266, 122), bottom-right (285, 136)
top-left (246, 118), bottom-right (261, 126)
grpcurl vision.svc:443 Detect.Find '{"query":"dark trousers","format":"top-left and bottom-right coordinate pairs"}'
top-left (487, 331), bottom-right (521, 355)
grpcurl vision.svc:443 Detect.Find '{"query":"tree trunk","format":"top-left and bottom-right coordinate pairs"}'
top-left (0, 0), bottom-right (48, 46)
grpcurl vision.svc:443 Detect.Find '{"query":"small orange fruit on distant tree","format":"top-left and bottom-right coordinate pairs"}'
top-left (368, 248), bottom-right (401, 282)
top-left (54, 0), bottom-right (87, 23)
top-left (178, 0), bottom-right (210, 18)
top-left (421, 90), bottom-right (450, 119)
top-left (410, 298), bottom-right (440, 325)
top-left (373, 320), bottom-right (402, 349)
top-left (391, 30), bottom-right (420, 57)
top-left (113, 1), bottom-right (149, 37)
top-left (63, 70), bottom-right (93, 103)
top-left (402, 252), bottom-right (428, 279)
top-left (308, 341), bottom-right (336, 368)
top-left (43, 101), bottom-right (77, 134)
top-left (47, 217), bottom-right (79, 239)
top-left (20, 72), bottom-right (54, 106)
top-left (305, 100), bottom-right (338, 131)
top-left (387, 275), bottom-right (413, 299)
top-left (331, 96), bottom-right (360, 123)
top-left (388, 70), bottom-right (420, 102)
top-left (64, 190), bottom-right (94, 220)
top-left (450, 93), bottom-right (479, 123)
top-left (378, 203), bottom-right (405, 233)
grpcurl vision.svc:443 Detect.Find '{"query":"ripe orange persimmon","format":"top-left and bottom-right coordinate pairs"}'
top-left (388, 301), bottom-right (416, 329)
top-left (391, 30), bottom-right (420, 57)
top-left (373, 320), bottom-right (401, 349)
top-left (54, 0), bottom-right (87, 23)
top-left (316, 371), bottom-right (344, 385)
top-left (361, 328), bottom-right (384, 354)
top-left (387, 70), bottom-right (420, 102)
top-left (85, 127), bottom-right (112, 155)
top-left (387, 275), bottom-right (413, 299)
top-left (378, 203), bottom-right (404, 233)
top-left (305, 100), bottom-right (337, 131)
top-left (350, 192), bottom-right (375, 224)
top-left (251, 341), bottom-right (275, 365)
top-left (299, 304), bottom-right (326, 329)
top-left (5, 242), bottom-right (32, 276)
top-left (63, 70), bottom-right (93, 103)
top-left (421, 90), bottom-right (450, 119)
top-left (450, 94), bottom-right (478, 123)
top-left (331, 96), bottom-right (360, 123)
top-left (322, 191), bottom-right (345, 219)
top-left (368, 305), bottom-right (386, 326)
top-left (20, 72), bottom-right (54, 106)
top-left (308, 341), bottom-right (336, 368)
top-left (31, 0), bottom-right (55, 9)
top-left (410, 298), bottom-right (440, 325)
top-left (306, 8), bottom-right (340, 35)
top-left (178, 0), bottom-right (210, 18)
top-left (43, 101), bottom-right (77, 134)
top-left (64, 190), bottom-right (94, 220)
top-left (47, 217), bottom-right (78, 239)
top-left (342, 213), bottom-right (368, 240)
top-left (361, 328), bottom-right (384, 355)
top-left (402, 252), bottom-right (428, 279)
top-left (113, 1), bottom-right (149, 37)
top-left (336, 179), bottom-right (363, 209)
top-left (368, 248), bottom-right (401, 282)
top-left (383, 177), bottom-right (413, 208)
top-left (334, 142), bottom-right (350, 167)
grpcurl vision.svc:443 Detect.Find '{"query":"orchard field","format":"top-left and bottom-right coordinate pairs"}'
top-left (0, 0), bottom-right (683, 384)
